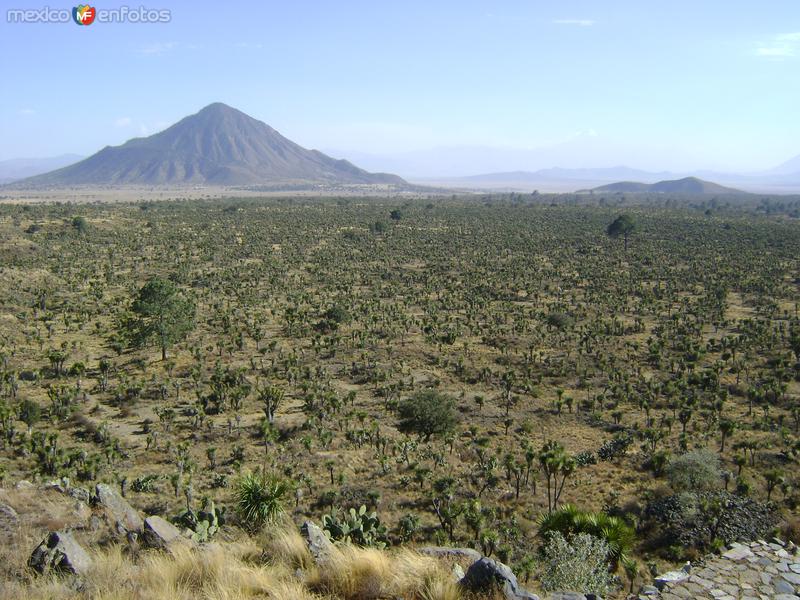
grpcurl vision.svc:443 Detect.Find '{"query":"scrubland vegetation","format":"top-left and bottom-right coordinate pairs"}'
top-left (0, 193), bottom-right (799, 597)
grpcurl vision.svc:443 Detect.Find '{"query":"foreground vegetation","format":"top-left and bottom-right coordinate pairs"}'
top-left (0, 193), bottom-right (799, 596)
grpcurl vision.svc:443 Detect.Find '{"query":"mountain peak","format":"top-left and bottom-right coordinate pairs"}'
top-left (14, 104), bottom-right (405, 187)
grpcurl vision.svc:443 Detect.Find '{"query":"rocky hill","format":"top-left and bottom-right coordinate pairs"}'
top-left (13, 103), bottom-right (406, 187)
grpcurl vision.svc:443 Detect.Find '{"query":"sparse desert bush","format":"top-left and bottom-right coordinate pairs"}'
top-left (539, 531), bottom-right (614, 596)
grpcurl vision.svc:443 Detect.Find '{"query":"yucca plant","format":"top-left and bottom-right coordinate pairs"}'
top-left (235, 470), bottom-right (289, 532)
top-left (537, 504), bottom-right (635, 568)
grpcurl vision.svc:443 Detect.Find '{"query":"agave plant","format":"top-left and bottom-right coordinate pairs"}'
top-left (235, 470), bottom-right (289, 532)
top-left (537, 504), bottom-right (635, 567)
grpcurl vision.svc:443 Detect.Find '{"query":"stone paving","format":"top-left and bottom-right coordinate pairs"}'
top-left (643, 539), bottom-right (800, 600)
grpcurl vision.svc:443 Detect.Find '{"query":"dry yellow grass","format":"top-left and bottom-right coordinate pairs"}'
top-left (309, 545), bottom-right (461, 600)
top-left (0, 521), bottom-right (462, 600)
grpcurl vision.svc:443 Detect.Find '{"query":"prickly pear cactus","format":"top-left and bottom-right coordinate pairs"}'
top-left (322, 504), bottom-right (388, 548)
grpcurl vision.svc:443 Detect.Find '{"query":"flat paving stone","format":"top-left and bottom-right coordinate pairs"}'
top-left (651, 538), bottom-right (800, 600)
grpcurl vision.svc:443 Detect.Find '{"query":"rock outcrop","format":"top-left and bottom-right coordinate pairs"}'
top-left (142, 516), bottom-right (185, 551)
top-left (0, 502), bottom-right (19, 539)
top-left (94, 483), bottom-right (143, 533)
top-left (28, 531), bottom-right (92, 576)
top-left (300, 520), bottom-right (335, 565)
top-left (460, 556), bottom-right (541, 600)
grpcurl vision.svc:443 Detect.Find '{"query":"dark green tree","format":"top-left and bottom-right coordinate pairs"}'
top-left (18, 399), bottom-right (41, 434)
top-left (606, 214), bottom-right (636, 251)
top-left (124, 277), bottom-right (195, 360)
top-left (397, 390), bottom-right (457, 441)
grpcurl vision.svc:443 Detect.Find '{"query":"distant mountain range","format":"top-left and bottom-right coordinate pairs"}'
top-left (4, 108), bottom-right (800, 193)
top-left (583, 176), bottom-right (745, 195)
top-left (0, 154), bottom-right (83, 184)
top-left (12, 104), bottom-right (404, 187)
top-left (431, 164), bottom-right (800, 193)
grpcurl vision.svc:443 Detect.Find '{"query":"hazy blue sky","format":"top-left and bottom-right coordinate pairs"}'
top-left (2, 0), bottom-right (800, 173)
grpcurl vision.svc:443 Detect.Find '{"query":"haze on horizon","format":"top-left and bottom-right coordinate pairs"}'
top-left (2, 0), bottom-right (799, 177)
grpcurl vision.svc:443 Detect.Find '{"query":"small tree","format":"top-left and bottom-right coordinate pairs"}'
top-left (123, 277), bottom-right (195, 360)
top-left (397, 390), bottom-right (457, 441)
top-left (71, 216), bottom-right (88, 234)
top-left (606, 214), bottom-right (635, 251)
top-left (539, 440), bottom-right (576, 512)
top-left (258, 383), bottom-right (285, 423)
top-left (18, 399), bottom-right (41, 434)
top-left (666, 448), bottom-right (722, 493)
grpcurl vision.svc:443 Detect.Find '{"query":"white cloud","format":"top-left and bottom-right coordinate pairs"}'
top-left (235, 42), bottom-right (263, 49)
top-left (756, 32), bottom-right (800, 58)
top-left (114, 117), bottom-right (132, 128)
top-left (553, 19), bottom-right (594, 26)
top-left (137, 41), bottom-right (178, 55)
top-left (18, 108), bottom-right (35, 115)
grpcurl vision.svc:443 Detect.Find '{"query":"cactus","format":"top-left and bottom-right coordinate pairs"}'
top-left (173, 499), bottom-right (225, 543)
top-left (322, 504), bottom-right (388, 549)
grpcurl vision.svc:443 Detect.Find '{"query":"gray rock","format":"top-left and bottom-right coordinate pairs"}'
top-left (639, 585), bottom-right (660, 595)
top-left (300, 521), bottom-right (334, 565)
top-left (67, 486), bottom-right (91, 504)
top-left (655, 569), bottom-right (690, 590)
top-left (460, 557), bottom-right (540, 600)
top-left (548, 593), bottom-right (587, 600)
top-left (722, 545), bottom-right (753, 561)
top-left (452, 563), bottom-right (465, 581)
top-left (782, 571), bottom-right (800, 585)
top-left (94, 483), bottom-right (143, 533)
top-left (44, 480), bottom-right (67, 493)
top-left (0, 502), bottom-right (19, 536)
top-left (142, 516), bottom-right (183, 550)
top-left (420, 546), bottom-right (483, 562)
top-left (15, 480), bottom-right (34, 490)
top-left (28, 531), bottom-right (92, 576)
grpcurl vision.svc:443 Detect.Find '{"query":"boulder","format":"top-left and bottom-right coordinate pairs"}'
top-left (300, 521), bottom-right (335, 565)
top-left (0, 502), bottom-right (19, 540)
top-left (28, 531), bottom-right (92, 576)
top-left (548, 594), bottom-right (603, 600)
top-left (142, 516), bottom-right (184, 551)
top-left (0, 502), bottom-right (19, 526)
top-left (460, 557), bottom-right (541, 600)
top-left (94, 483), bottom-right (143, 533)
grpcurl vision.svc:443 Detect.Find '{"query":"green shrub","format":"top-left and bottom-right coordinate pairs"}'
top-left (397, 390), bottom-right (457, 441)
top-left (666, 448), bottom-right (721, 492)
top-left (539, 531), bottom-right (613, 596)
top-left (537, 504), bottom-right (635, 567)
